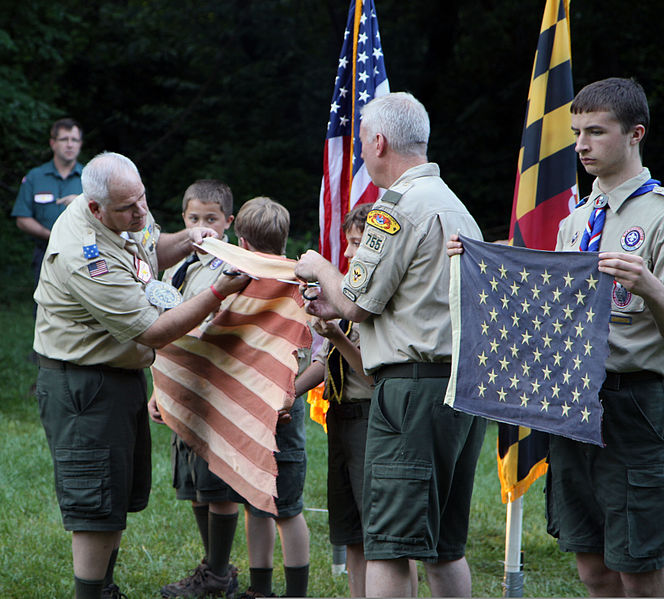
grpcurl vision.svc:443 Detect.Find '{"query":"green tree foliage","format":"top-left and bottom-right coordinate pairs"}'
top-left (2, 0), bottom-right (664, 243)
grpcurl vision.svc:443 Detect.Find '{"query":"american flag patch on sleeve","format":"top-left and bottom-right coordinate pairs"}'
top-left (87, 259), bottom-right (109, 277)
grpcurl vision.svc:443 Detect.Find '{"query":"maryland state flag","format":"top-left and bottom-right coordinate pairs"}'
top-left (500, 0), bottom-right (577, 503)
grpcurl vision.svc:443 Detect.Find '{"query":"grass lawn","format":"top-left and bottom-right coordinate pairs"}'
top-left (0, 292), bottom-right (584, 597)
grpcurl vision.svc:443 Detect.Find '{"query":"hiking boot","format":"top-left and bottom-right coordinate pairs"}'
top-left (160, 561), bottom-right (239, 598)
top-left (237, 588), bottom-right (276, 598)
top-left (102, 583), bottom-right (128, 599)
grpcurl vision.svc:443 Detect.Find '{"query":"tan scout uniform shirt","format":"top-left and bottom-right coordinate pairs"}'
top-left (341, 163), bottom-right (482, 373)
top-left (162, 250), bottom-right (226, 301)
top-left (313, 322), bottom-right (373, 401)
top-left (34, 194), bottom-right (161, 369)
top-left (556, 168), bottom-right (664, 375)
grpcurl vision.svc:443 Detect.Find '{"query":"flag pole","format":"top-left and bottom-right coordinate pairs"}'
top-left (503, 497), bottom-right (524, 597)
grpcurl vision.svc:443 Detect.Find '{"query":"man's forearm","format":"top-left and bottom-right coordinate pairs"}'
top-left (16, 217), bottom-right (50, 241)
top-left (156, 230), bottom-right (193, 270)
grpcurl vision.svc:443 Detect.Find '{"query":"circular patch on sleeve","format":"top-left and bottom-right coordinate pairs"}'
top-left (620, 227), bottom-right (645, 251)
top-left (612, 281), bottom-right (632, 308)
top-left (348, 261), bottom-right (368, 289)
top-left (145, 280), bottom-right (183, 309)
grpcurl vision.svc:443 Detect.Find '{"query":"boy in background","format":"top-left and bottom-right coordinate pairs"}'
top-left (295, 204), bottom-right (418, 596)
top-left (233, 197), bottom-right (310, 599)
top-left (294, 203), bottom-right (374, 596)
top-left (148, 179), bottom-right (240, 599)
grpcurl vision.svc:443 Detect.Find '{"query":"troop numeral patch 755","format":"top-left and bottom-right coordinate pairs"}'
top-left (363, 229), bottom-right (386, 253)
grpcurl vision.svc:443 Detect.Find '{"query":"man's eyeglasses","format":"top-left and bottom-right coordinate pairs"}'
top-left (53, 136), bottom-right (82, 143)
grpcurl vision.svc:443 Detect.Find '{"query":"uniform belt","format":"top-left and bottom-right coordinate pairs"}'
top-left (37, 354), bottom-right (140, 374)
top-left (373, 362), bottom-right (451, 383)
top-left (328, 399), bottom-right (371, 419)
top-left (602, 370), bottom-right (662, 391)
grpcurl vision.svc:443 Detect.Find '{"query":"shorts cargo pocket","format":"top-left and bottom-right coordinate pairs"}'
top-left (275, 449), bottom-right (306, 501)
top-left (275, 448), bottom-right (305, 464)
top-left (367, 462), bottom-right (432, 547)
top-left (55, 447), bottom-right (111, 517)
top-left (626, 467), bottom-right (664, 558)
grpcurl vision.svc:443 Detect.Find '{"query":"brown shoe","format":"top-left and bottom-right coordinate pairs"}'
top-left (160, 561), bottom-right (239, 598)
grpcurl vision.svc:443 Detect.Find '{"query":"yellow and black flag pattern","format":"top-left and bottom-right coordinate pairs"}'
top-left (500, 0), bottom-right (577, 504)
top-left (509, 0), bottom-right (577, 252)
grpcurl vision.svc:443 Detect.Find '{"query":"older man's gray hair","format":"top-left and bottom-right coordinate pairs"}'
top-left (360, 92), bottom-right (430, 157)
top-left (82, 152), bottom-right (140, 206)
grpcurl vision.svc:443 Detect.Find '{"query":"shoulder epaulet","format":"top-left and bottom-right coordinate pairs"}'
top-left (652, 185), bottom-right (664, 196)
top-left (574, 196), bottom-right (589, 209)
top-left (381, 180), bottom-right (414, 204)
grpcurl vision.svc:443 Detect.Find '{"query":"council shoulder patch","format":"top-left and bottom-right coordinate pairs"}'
top-left (348, 260), bottom-right (368, 289)
top-left (367, 209), bottom-right (400, 235)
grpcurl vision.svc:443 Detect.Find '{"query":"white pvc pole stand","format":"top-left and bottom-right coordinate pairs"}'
top-left (502, 496), bottom-right (524, 597)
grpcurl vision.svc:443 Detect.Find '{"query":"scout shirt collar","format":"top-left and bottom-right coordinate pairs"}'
top-left (590, 168), bottom-right (651, 213)
top-left (389, 162), bottom-right (440, 190)
top-left (44, 159), bottom-right (83, 180)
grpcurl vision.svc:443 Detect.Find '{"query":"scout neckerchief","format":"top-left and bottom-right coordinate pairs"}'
top-left (578, 178), bottom-right (660, 252)
top-left (326, 319), bottom-right (353, 403)
top-left (171, 253), bottom-right (200, 291)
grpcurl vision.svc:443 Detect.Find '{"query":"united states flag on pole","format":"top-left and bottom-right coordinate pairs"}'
top-left (152, 278), bottom-right (311, 515)
top-left (445, 235), bottom-right (611, 447)
top-left (319, 0), bottom-right (389, 271)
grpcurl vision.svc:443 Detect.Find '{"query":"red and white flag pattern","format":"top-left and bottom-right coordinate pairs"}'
top-left (152, 278), bottom-right (312, 515)
top-left (319, 0), bottom-right (389, 271)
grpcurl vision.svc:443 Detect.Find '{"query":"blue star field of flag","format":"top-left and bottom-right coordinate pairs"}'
top-left (445, 235), bottom-right (613, 446)
top-left (326, 0), bottom-right (387, 176)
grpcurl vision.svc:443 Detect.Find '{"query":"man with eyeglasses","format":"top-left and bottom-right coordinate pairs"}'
top-left (11, 117), bottom-right (85, 289)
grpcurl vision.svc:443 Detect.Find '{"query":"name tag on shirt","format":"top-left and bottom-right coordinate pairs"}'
top-left (34, 193), bottom-right (55, 204)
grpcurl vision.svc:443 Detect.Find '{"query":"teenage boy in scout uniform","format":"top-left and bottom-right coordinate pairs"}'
top-left (448, 77), bottom-right (664, 596)
top-left (34, 152), bottom-right (249, 599)
top-left (553, 78), bottom-right (664, 596)
top-left (295, 92), bottom-right (486, 597)
top-left (12, 118), bottom-right (84, 289)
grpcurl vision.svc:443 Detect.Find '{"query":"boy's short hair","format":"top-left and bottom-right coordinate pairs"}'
top-left (182, 179), bottom-right (233, 216)
top-left (343, 202), bottom-right (373, 234)
top-left (571, 77), bottom-right (649, 150)
top-left (235, 196), bottom-right (289, 255)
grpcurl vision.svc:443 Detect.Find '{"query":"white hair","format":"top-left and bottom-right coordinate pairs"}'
top-left (81, 152), bottom-right (140, 206)
top-left (360, 92), bottom-right (430, 157)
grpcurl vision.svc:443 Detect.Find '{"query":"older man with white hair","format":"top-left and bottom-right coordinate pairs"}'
top-left (34, 152), bottom-right (248, 599)
top-left (296, 92), bottom-right (486, 597)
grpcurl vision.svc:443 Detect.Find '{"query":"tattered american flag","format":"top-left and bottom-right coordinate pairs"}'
top-left (152, 278), bottom-right (312, 515)
top-left (319, 0), bottom-right (389, 271)
top-left (445, 235), bottom-right (612, 446)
